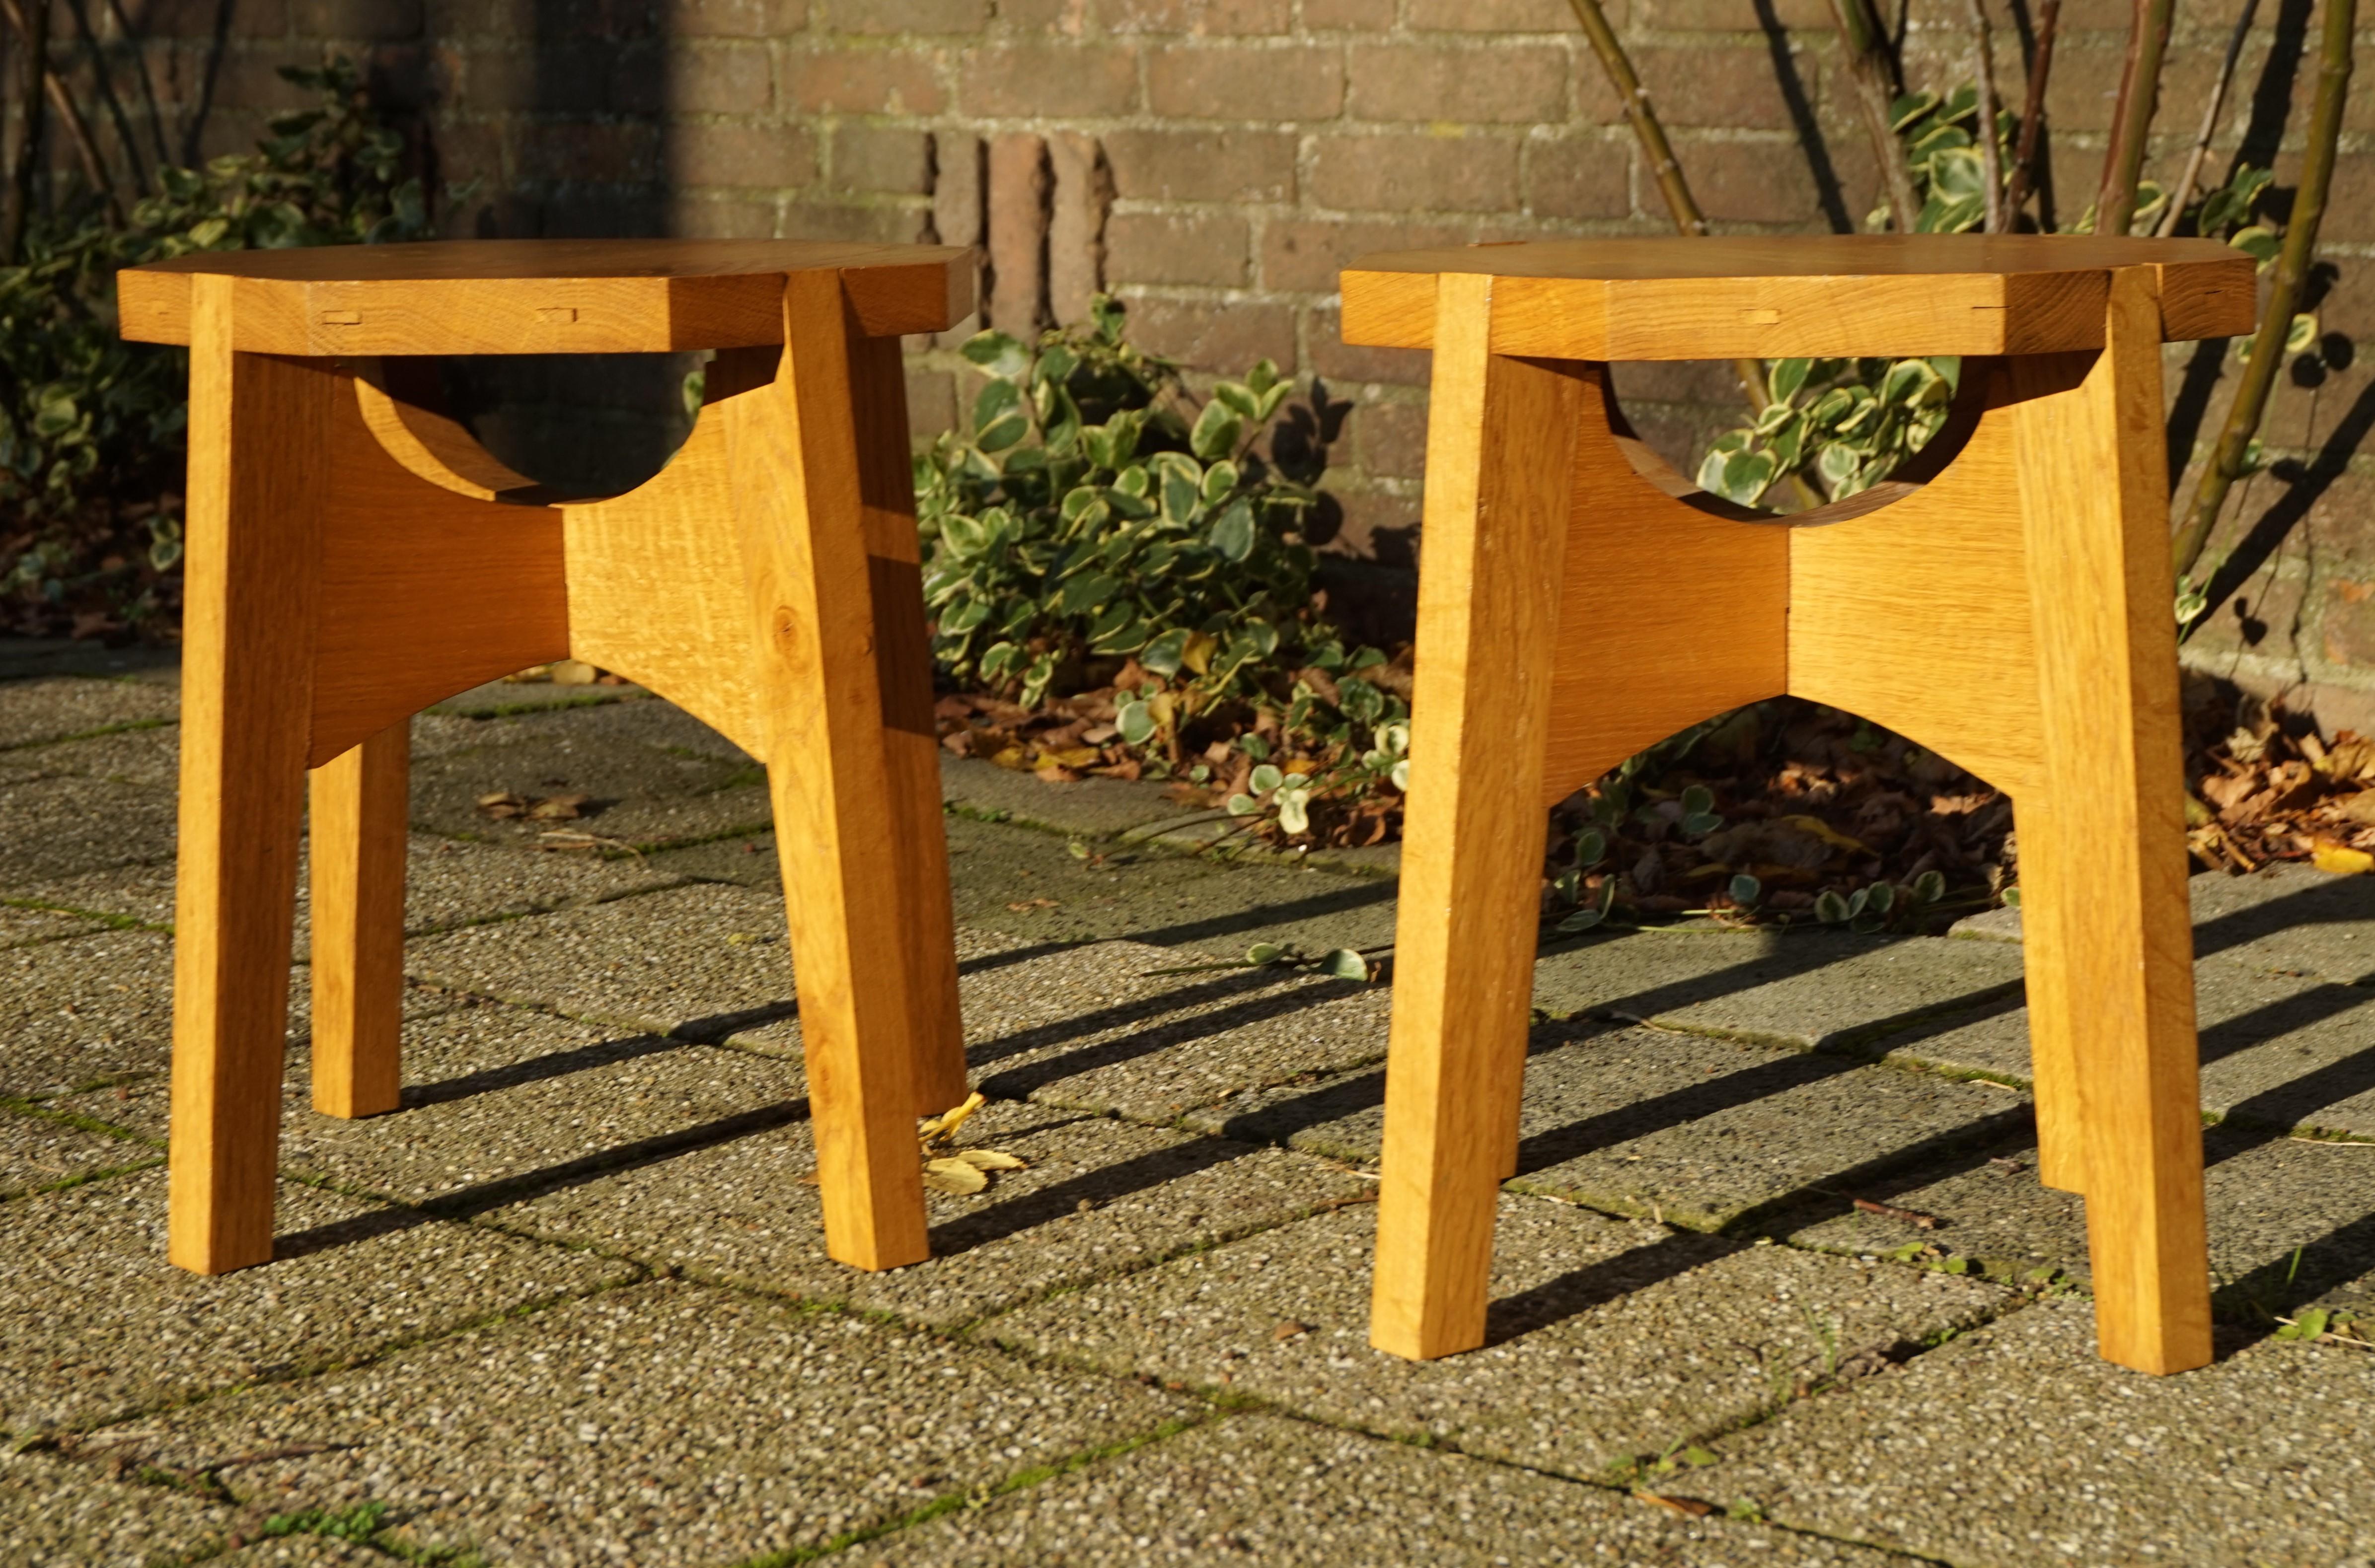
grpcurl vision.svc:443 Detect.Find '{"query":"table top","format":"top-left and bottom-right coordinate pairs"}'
top-left (1340, 235), bottom-right (2257, 360)
top-left (118, 239), bottom-right (975, 356)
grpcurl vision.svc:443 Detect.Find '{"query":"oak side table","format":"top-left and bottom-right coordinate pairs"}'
top-left (119, 239), bottom-right (974, 1279)
top-left (1340, 235), bottom-right (2255, 1377)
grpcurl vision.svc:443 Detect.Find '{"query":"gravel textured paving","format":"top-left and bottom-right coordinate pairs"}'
top-left (868, 1412), bottom-right (1928, 1567)
top-left (0, 1443), bottom-right (232, 1567)
top-left (0, 1168), bottom-right (635, 1434)
top-left (0, 1101), bottom-right (158, 1198)
top-left (0, 772), bottom-right (179, 882)
top-left (0, 675), bottom-right (177, 748)
top-left (985, 1196), bottom-right (2005, 1479)
top-left (1699, 1295), bottom-right (2375, 1567)
top-left (1195, 1021), bottom-right (2031, 1232)
top-left (0, 902), bottom-right (109, 948)
top-left (490, 1097), bottom-right (1370, 1326)
top-left (1, 929), bottom-right (198, 1096)
top-left (92, 1280), bottom-right (1193, 1568)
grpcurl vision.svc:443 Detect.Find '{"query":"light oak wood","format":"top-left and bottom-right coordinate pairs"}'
top-left (169, 276), bottom-right (337, 1275)
top-left (2011, 269), bottom-right (2212, 1374)
top-left (1361, 243), bottom-right (2212, 1377)
top-left (726, 270), bottom-right (933, 1272)
top-left (146, 244), bottom-right (972, 1278)
top-left (308, 722), bottom-right (410, 1119)
top-left (1341, 235), bottom-right (2253, 361)
top-left (118, 240), bottom-right (974, 356)
top-left (1370, 274), bottom-right (1593, 1360)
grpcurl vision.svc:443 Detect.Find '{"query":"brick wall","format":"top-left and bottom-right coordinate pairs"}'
top-left (23, 0), bottom-right (2375, 720)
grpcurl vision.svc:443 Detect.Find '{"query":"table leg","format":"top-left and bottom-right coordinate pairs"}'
top-left (1370, 276), bottom-right (1590, 1360)
top-left (729, 271), bottom-right (932, 1273)
top-left (169, 278), bottom-right (334, 1274)
top-left (308, 720), bottom-right (410, 1119)
top-left (2013, 269), bottom-right (2212, 1375)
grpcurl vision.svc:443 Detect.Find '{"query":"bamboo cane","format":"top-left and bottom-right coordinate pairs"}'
top-left (2094, 0), bottom-right (2175, 236)
top-left (2004, 0), bottom-right (2060, 221)
top-left (1969, 0), bottom-right (2007, 232)
top-left (1827, 0), bottom-right (1924, 230)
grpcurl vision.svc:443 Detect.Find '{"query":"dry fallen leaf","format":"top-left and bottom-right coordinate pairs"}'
top-left (2337, 790), bottom-right (2375, 827)
top-left (922, 1157), bottom-right (989, 1196)
top-left (952, 1148), bottom-right (1027, 1171)
top-left (1633, 1492), bottom-right (1715, 1518)
top-left (2311, 838), bottom-right (2375, 877)
top-left (919, 1091), bottom-right (987, 1145)
top-left (526, 793), bottom-right (590, 821)
top-left (476, 791), bottom-right (529, 819)
top-left (1272, 1320), bottom-right (1309, 1342)
top-left (1006, 898), bottom-right (1060, 912)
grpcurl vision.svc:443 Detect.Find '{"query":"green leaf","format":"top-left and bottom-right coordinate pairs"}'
top-left (2286, 312), bottom-right (2321, 355)
top-left (1729, 873), bottom-right (1762, 906)
top-left (1250, 763), bottom-right (1283, 794)
top-left (1320, 948), bottom-right (1371, 982)
top-left (1680, 784), bottom-right (1715, 816)
top-left (1556, 907), bottom-right (1605, 934)
top-left (2230, 225), bottom-right (2279, 266)
top-left (1769, 357), bottom-right (1812, 403)
top-left (1116, 700), bottom-right (1157, 745)
top-left (961, 331), bottom-right (1031, 379)
top-left (1212, 381), bottom-right (1259, 419)
top-left (1200, 460), bottom-right (1239, 505)
top-left (1911, 869), bottom-right (1946, 905)
top-left (1574, 828), bottom-right (1607, 867)
top-left (974, 379), bottom-right (1029, 451)
top-left (1190, 400), bottom-right (1243, 460)
top-left (1814, 889), bottom-right (1850, 924)
top-left (1140, 627), bottom-right (1190, 676)
top-left (1208, 498), bottom-right (1256, 563)
top-left (1246, 942), bottom-right (1286, 964)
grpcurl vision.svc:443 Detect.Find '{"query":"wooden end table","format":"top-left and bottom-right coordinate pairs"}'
top-left (119, 239), bottom-right (975, 1278)
top-left (1339, 235), bottom-right (2255, 1376)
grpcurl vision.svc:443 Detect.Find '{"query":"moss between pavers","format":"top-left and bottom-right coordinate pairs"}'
top-left (0, 1443), bottom-right (235, 1567)
top-left (0, 674), bottom-right (179, 750)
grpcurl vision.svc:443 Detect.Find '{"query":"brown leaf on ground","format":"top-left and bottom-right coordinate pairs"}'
top-left (922, 1157), bottom-right (989, 1195)
top-left (526, 793), bottom-right (590, 821)
top-left (1633, 1492), bottom-right (1715, 1518)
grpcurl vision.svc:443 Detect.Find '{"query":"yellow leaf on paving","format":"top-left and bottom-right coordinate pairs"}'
top-left (1046, 746), bottom-right (1102, 768)
top-left (922, 1157), bottom-right (989, 1195)
top-left (2310, 839), bottom-right (2375, 876)
top-left (919, 1090), bottom-right (986, 1145)
top-left (953, 1148), bottom-right (1027, 1171)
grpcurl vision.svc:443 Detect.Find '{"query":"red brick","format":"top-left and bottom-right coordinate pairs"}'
top-left (1100, 0), bottom-right (1290, 33)
top-left (964, 44), bottom-right (1140, 116)
top-left (670, 42), bottom-right (772, 113)
top-left (781, 47), bottom-right (945, 114)
top-left (520, 121), bottom-right (662, 183)
top-left (2317, 154), bottom-right (2375, 244)
top-left (905, 366), bottom-right (961, 441)
top-left (814, 0), bottom-right (984, 31)
top-left (1526, 133), bottom-right (1632, 220)
top-left (1105, 128), bottom-right (1295, 203)
top-left (1261, 217), bottom-right (1470, 292)
top-left (1048, 131), bottom-right (1111, 324)
top-left (292, 0), bottom-right (426, 40)
top-left (2040, 35), bottom-right (2232, 135)
top-left (930, 132), bottom-right (985, 247)
top-left (1649, 0), bottom-right (1827, 26)
top-left (1105, 211), bottom-right (1249, 286)
top-left (671, 0), bottom-right (805, 37)
top-left (1117, 295), bottom-right (1297, 375)
top-left (830, 124), bottom-right (932, 193)
top-left (1309, 305), bottom-right (1431, 387)
top-left (1301, 0), bottom-right (1392, 24)
top-left (1350, 397), bottom-right (1431, 481)
top-left (1624, 46), bottom-right (1802, 130)
top-left (782, 199), bottom-right (928, 242)
top-left (1309, 133), bottom-right (1520, 214)
top-left (672, 122), bottom-right (815, 188)
top-left (1317, 483), bottom-right (1424, 565)
top-left (1347, 43), bottom-right (1569, 124)
top-left (673, 196), bottom-right (783, 237)
top-left (1609, 359), bottom-right (1746, 409)
top-left (1146, 43), bottom-right (1343, 120)
top-left (2322, 571), bottom-right (2375, 673)
top-left (986, 133), bottom-right (1050, 334)
top-left (1405, 0), bottom-right (1574, 29)
top-left (1680, 137), bottom-right (1834, 225)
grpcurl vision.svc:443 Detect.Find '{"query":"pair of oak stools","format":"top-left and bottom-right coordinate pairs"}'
top-left (125, 233), bottom-right (2250, 1376)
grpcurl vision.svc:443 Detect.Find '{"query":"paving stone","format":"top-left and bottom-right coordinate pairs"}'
top-left (960, 940), bottom-right (1395, 1123)
top-left (942, 752), bottom-right (1185, 839)
top-left (406, 882), bottom-right (811, 1041)
top-left (1953, 862), bottom-right (2375, 986)
top-left (984, 1197), bottom-right (2005, 1480)
top-left (500, 694), bottom-right (755, 763)
top-left (408, 722), bottom-right (769, 851)
top-left (93, 1280), bottom-right (1191, 1568)
top-left (18, 834), bottom-right (685, 937)
top-left (0, 1444), bottom-right (233, 1567)
top-left (0, 773), bottom-right (176, 883)
top-left (0, 639), bottom-right (178, 683)
top-left (0, 902), bottom-right (111, 948)
top-left (492, 1097), bottom-right (1369, 1328)
top-left (0, 720), bottom-right (180, 786)
top-left (0, 1168), bottom-right (635, 1435)
top-left (1, 929), bottom-right (184, 1096)
top-left (1195, 1023), bottom-right (2033, 1233)
top-left (1882, 956), bottom-right (2375, 1137)
top-left (0, 675), bottom-right (177, 748)
top-left (1534, 928), bottom-right (2027, 1051)
top-left (1781, 1122), bottom-right (2375, 1316)
top-left (425, 677), bottom-right (646, 717)
top-left (0, 1103), bottom-right (158, 1198)
top-left (224, 1538), bottom-right (388, 1565)
top-left (869, 1411), bottom-right (1924, 1567)
top-left (1699, 1295), bottom-right (2375, 1567)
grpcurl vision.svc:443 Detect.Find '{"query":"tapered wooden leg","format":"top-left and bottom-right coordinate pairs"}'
top-left (169, 279), bottom-right (334, 1274)
top-left (726, 271), bottom-right (931, 1272)
top-left (1371, 277), bottom-right (1591, 1360)
top-left (308, 721), bottom-right (410, 1119)
top-left (849, 332), bottom-right (969, 1117)
top-left (2011, 795), bottom-right (2088, 1195)
top-left (2013, 268), bottom-right (2211, 1375)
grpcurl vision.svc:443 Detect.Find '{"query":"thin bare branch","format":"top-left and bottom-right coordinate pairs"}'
top-left (1827, 0), bottom-right (1923, 230)
top-left (1968, 0), bottom-right (2008, 231)
top-left (2094, 0), bottom-right (2174, 235)
top-left (58, 0), bottom-right (144, 197)
top-left (2157, 0), bottom-right (2260, 237)
top-left (2, 0), bottom-right (49, 260)
top-left (2172, 0), bottom-right (2355, 579)
top-left (2004, 0), bottom-right (2060, 221)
